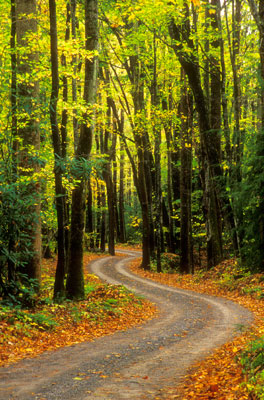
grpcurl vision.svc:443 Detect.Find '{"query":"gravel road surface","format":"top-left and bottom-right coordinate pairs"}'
top-left (0, 251), bottom-right (253, 399)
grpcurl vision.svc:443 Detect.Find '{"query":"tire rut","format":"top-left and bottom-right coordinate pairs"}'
top-left (0, 251), bottom-right (253, 400)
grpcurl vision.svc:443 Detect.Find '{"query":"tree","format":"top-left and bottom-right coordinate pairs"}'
top-left (49, 0), bottom-right (67, 298)
top-left (16, 0), bottom-right (41, 286)
top-left (66, 0), bottom-right (98, 299)
top-left (179, 72), bottom-right (193, 274)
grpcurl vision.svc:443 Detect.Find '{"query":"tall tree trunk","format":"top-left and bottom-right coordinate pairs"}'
top-left (95, 179), bottom-right (101, 249)
top-left (162, 92), bottom-right (176, 253)
top-left (61, 2), bottom-right (71, 270)
top-left (16, 0), bottom-right (41, 286)
top-left (119, 122), bottom-right (126, 243)
top-left (66, 0), bottom-right (98, 299)
top-left (151, 30), bottom-right (162, 272)
top-left (71, 0), bottom-right (79, 151)
top-left (86, 178), bottom-right (94, 249)
top-left (225, 0), bottom-right (243, 252)
top-left (11, 0), bottom-right (17, 163)
top-left (8, 0), bottom-right (17, 284)
top-left (130, 54), bottom-right (152, 269)
top-left (180, 74), bottom-right (193, 274)
top-left (112, 131), bottom-right (120, 243)
top-left (218, 0), bottom-right (239, 254)
top-left (102, 121), bottom-right (115, 255)
top-left (218, 0), bottom-right (231, 165)
top-left (208, 0), bottom-right (223, 264)
top-left (231, 0), bottom-right (242, 183)
top-left (104, 171), bottom-right (115, 256)
top-left (49, 0), bottom-right (68, 298)
top-left (172, 111), bottom-right (181, 250)
top-left (100, 184), bottom-right (106, 252)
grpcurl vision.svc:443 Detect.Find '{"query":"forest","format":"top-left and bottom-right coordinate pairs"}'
top-left (0, 0), bottom-right (264, 397)
top-left (1, 0), bottom-right (263, 297)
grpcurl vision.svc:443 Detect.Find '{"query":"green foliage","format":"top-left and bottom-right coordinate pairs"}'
top-left (0, 153), bottom-right (40, 301)
top-left (239, 336), bottom-right (264, 399)
top-left (2, 276), bottom-right (40, 308)
top-left (242, 286), bottom-right (264, 299)
top-left (151, 253), bottom-right (180, 273)
top-left (238, 133), bottom-right (264, 272)
top-left (217, 272), bottom-right (238, 291)
top-left (0, 305), bottom-right (58, 331)
top-left (84, 281), bottom-right (98, 296)
top-left (126, 214), bottom-right (142, 244)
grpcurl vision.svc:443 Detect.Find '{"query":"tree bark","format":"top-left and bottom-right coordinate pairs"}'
top-left (112, 131), bottom-right (120, 243)
top-left (66, 0), bottom-right (98, 299)
top-left (16, 0), bottom-right (41, 286)
top-left (49, 0), bottom-right (67, 298)
top-left (8, 0), bottom-right (17, 284)
top-left (86, 178), bottom-right (94, 249)
top-left (100, 184), bottom-right (106, 252)
top-left (102, 97), bottom-right (115, 256)
top-left (71, 0), bottom-right (79, 152)
top-left (119, 119), bottom-right (126, 243)
top-left (180, 74), bottom-right (193, 274)
top-left (130, 54), bottom-right (152, 269)
top-left (151, 31), bottom-right (162, 272)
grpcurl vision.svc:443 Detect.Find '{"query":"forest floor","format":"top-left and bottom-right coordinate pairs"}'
top-left (0, 249), bottom-right (263, 399)
top-left (0, 252), bottom-right (156, 368)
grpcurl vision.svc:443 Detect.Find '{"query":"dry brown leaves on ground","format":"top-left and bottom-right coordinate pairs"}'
top-left (130, 257), bottom-right (264, 400)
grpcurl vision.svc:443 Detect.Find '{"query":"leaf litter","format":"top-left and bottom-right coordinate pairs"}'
top-left (0, 252), bottom-right (157, 367)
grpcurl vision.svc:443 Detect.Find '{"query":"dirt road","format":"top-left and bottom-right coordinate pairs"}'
top-left (0, 251), bottom-right (252, 399)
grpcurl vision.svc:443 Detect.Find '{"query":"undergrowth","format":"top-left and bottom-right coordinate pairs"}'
top-left (239, 336), bottom-right (264, 399)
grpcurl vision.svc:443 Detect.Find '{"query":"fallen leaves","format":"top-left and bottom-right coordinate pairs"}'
top-left (0, 253), bottom-right (157, 367)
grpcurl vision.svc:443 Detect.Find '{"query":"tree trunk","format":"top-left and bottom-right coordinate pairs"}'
top-left (100, 184), bottom-right (106, 252)
top-left (180, 75), bottom-right (193, 274)
top-left (131, 54), bottom-right (152, 269)
top-left (112, 132), bottom-right (120, 243)
top-left (151, 31), bottom-right (162, 272)
top-left (119, 130), bottom-right (126, 243)
top-left (71, 0), bottom-right (79, 152)
top-left (66, 0), bottom-right (98, 299)
top-left (49, 0), bottom-right (67, 298)
top-left (162, 97), bottom-right (175, 253)
top-left (104, 170), bottom-right (115, 256)
top-left (8, 0), bottom-right (17, 284)
top-left (86, 178), bottom-right (94, 249)
top-left (16, 0), bottom-right (41, 286)
top-left (100, 87), bottom-right (115, 256)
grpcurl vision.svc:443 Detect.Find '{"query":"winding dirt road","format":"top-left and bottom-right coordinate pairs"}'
top-left (0, 251), bottom-right (252, 399)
